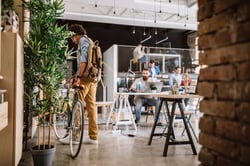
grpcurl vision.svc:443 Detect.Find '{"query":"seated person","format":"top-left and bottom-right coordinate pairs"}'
top-left (130, 68), bottom-right (161, 125)
top-left (181, 68), bottom-right (192, 86)
top-left (169, 66), bottom-right (189, 106)
top-left (148, 59), bottom-right (161, 80)
top-left (169, 66), bottom-right (182, 87)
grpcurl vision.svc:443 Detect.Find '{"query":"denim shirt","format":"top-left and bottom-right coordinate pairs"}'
top-left (77, 36), bottom-right (90, 74)
top-left (149, 66), bottom-right (161, 78)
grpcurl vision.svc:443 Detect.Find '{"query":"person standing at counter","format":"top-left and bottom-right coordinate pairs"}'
top-left (132, 43), bottom-right (145, 63)
top-left (129, 68), bottom-right (161, 125)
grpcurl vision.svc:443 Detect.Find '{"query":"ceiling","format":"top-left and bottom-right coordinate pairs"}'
top-left (62, 0), bottom-right (198, 31)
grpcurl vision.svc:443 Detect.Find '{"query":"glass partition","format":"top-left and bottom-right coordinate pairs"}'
top-left (117, 45), bottom-right (198, 75)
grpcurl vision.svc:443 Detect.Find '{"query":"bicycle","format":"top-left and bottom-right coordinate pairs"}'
top-left (53, 84), bottom-right (85, 158)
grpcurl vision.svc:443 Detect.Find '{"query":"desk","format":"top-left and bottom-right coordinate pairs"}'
top-left (148, 94), bottom-right (201, 157)
top-left (96, 101), bottom-right (113, 117)
top-left (106, 92), bottom-right (162, 131)
top-left (95, 101), bottom-right (113, 124)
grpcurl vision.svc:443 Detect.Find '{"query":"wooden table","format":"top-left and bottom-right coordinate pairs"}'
top-left (147, 93), bottom-right (202, 157)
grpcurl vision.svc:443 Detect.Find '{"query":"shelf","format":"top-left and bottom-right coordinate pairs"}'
top-left (0, 102), bottom-right (8, 131)
top-left (0, 89), bottom-right (7, 93)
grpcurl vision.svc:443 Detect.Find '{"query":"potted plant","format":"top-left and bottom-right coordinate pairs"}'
top-left (118, 80), bottom-right (126, 92)
top-left (23, 0), bottom-right (73, 165)
top-left (150, 84), bottom-right (157, 93)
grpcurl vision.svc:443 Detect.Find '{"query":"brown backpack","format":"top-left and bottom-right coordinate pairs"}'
top-left (81, 36), bottom-right (103, 83)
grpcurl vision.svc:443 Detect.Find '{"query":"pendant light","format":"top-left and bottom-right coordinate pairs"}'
top-left (132, 9), bottom-right (135, 34)
top-left (155, 28), bottom-right (158, 35)
top-left (95, 0), bottom-right (97, 7)
top-left (154, 0), bottom-right (157, 35)
top-left (113, 0), bottom-right (116, 15)
top-left (159, 0), bottom-right (162, 13)
top-left (177, 0), bottom-right (180, 16)
top-left (143, 12), bottom-right (146, 36)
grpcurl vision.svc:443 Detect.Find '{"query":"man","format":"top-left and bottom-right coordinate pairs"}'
top-left (69, 24), bottom-right (98, 144)
top-left (148, 59), bottom-right (161, 80)
top-left (169, 66), bottom-right (182, 87)
top-left (130, 68), bottom-right (161, 125)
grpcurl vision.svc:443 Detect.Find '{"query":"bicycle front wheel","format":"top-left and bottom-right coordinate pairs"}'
top-left (70, 101), bottom-right (84, 158)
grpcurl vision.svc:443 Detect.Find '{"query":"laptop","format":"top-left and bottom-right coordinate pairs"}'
top-left (146, 81), bottom-right (163, 93)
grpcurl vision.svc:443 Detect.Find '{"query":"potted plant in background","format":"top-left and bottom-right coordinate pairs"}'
top-left (23, 0), bottom-right (73, 165)
top-left (150, 84), bottom-right (158, 93)
top-left (118, 80), bottom-right (126, 92)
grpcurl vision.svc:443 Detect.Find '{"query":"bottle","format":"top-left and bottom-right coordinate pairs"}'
top-left (137, 81), bottom-right (141, 92)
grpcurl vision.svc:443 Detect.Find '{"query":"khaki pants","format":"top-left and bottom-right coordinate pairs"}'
top-left (78, 81), bottom-right (98, 140)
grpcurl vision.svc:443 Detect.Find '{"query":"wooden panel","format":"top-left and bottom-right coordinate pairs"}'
top-left (0, 102), bottom-right (8, 131)
top-left (14, 32), bottom-right (23, 165)
top-left (0, 32), bottom-right (23, 166)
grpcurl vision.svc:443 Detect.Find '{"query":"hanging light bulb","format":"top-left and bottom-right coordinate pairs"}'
top-left (155, 28), bottom-right (157, 35)
top-left (113, 0), bottom-right (116, 15)
top-left (95, 0), bottom-right (97, 7)
top-left (143, 12), bottom-right (146, 36)
top-left (177, 0), bottom-right (180, 16)
top-left (132, 9), bottom-right (135, 34)
top-left (159, 0), bottom-right (162, 13)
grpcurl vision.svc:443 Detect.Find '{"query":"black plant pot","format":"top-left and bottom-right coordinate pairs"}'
top-left (31, 145), bottom-right (56, 166)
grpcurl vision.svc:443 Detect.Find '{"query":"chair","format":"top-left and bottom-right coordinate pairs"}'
top-left (144, 104), bottom-right (154, 122)
top-left (174, 109), bottom-right (198, 142)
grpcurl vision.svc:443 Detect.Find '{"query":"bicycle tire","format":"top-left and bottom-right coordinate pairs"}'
top-left (70, 101), bottom-right (84, 158)
top-left (53, 113), bottom-right (69, 139)
top-left (53, 101), bottom-right (69, 139)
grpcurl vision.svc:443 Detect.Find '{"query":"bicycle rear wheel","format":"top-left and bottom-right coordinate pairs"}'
top-left (53, 113), bottom-right (69, 139)
top-left (70, 101), bottom-right (84, 158)
top-left (53, 102), bottom-right (69, 139)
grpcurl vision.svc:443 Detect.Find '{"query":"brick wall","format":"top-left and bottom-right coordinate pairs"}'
top-left (197, 0), bottom-right (250, 165)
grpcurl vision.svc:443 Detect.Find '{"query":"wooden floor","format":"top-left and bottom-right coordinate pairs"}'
top-left (19, 112), bottom-right (201, 166)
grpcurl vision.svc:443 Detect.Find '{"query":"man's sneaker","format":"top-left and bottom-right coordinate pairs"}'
top-left (135, 120), bottom-right (139, 126)
top-left (83, 138), bottom-right (98, 145)
top-left (58, 136), bottom-right (79, 145)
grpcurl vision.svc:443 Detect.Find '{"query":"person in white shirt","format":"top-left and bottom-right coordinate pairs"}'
top-left (169, 66), bottom-right (182, 87)
top-left (132, 43), bottom-right (145, 63)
